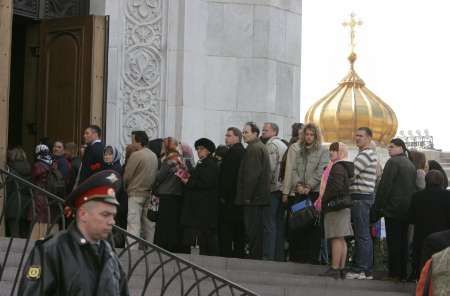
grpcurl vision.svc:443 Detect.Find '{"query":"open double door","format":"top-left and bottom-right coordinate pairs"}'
top-left (9, 15), bottom-right (106, 157)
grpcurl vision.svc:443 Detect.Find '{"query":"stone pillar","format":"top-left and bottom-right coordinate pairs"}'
top-left (0, 0), bottom-right (12, 236)
top-left (91, 0), bottom-right (165, 152)
top-left (165, 0), bottom-right (302, 146)
top-left (0, 0), bottom-right (12, 169)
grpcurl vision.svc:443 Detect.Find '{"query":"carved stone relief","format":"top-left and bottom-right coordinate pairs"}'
top-left (120, 0), bottom-right (163, 147)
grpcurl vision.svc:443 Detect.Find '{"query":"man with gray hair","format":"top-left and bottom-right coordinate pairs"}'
top-left (261, 122), bottom-right (287, 261)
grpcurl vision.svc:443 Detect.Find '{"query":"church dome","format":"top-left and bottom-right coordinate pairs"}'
top-left (304, 51), bottom-right (398, 146)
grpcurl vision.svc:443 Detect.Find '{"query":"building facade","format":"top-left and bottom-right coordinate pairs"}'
top-left (0, 0), bottom-right (302, 165)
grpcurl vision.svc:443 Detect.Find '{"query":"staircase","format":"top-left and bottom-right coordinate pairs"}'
top-left (0, 169), bottom-right (416, 296)
top-left (0, 238), bottom-right (414, 296)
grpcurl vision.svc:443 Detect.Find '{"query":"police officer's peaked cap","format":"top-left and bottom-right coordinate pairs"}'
top-left (194, 138), bottom-right (216, 153)
top-left (66, 170), bottom-right (121, 209)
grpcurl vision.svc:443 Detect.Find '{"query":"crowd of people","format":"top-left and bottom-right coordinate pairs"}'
top-left (4, 122), bottom-right (450, 285)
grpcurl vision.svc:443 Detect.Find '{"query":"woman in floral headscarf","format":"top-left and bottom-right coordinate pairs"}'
top-left (30, 144), bottom-right (54, 239)
top-left (316, 142), bottom-right (354, 279)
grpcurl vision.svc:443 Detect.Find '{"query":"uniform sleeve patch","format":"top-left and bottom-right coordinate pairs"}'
top-left (26, 266), bottom-right (41, 280)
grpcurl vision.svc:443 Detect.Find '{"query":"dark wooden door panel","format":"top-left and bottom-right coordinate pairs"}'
top-left (39, 16), bottom-right (94, 144)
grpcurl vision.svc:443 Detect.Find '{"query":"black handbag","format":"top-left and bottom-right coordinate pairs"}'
top-left (326, 194), bottom-right (353, 212)
top-left (288, 198), bottom-right (319, 230)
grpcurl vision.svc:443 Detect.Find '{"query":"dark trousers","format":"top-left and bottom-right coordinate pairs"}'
top-left (244, 206), bottom-right (270, 259)
top-left (219, 217), bottom-right (246, 258)
top-left (385, 217), bottom-right (409, 279)
top-left (154, 195), bottom-right (182, 252)
top-left (288, 192), bottom-right (321, 264)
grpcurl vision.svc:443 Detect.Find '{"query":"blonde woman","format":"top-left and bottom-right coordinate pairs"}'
top-left (282, 123), bottom-right (329, 263)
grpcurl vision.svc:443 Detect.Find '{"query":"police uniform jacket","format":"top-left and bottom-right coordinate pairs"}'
top-left (18, 224), bottom-right (129, 296)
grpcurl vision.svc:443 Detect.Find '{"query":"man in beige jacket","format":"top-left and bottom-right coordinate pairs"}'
top-left (124, 131), bottom-right (158, 248)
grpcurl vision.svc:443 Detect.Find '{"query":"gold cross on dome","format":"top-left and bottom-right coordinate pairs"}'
top-left (342, 13), bottom-right (363, 53)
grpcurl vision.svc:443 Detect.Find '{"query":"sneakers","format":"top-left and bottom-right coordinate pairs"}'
top-left (345, 271), bottom-right (373, 280)
top-left (319, 267), bottom-right (341, 280)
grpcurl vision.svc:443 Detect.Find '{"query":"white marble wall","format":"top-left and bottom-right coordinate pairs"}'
top-left (92, 0), bottom-right (302, 151)
top-left (166, 0), bottom-right (302, 148)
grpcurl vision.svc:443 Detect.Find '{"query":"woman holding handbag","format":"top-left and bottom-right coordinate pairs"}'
top-left (315, 142), bottom-right (354, 279)
top-left (282, 123), bottom-right (329, 263)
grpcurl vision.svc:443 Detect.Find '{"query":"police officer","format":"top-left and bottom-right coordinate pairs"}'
top-left (18, 170), bottom-right (129, 295)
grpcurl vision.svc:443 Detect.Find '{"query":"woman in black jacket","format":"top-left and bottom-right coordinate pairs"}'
top-left (181, 138), bottom-right (220, 256)
top-left (408, 170), bottom-right (450, 279)
top-left (153, 150), bottom-right (185, 252)
top-left (375, 138), bottom-right (417, 281)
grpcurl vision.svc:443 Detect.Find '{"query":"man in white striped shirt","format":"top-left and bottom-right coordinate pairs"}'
top-left (346, 127), bottom-right (378, 280)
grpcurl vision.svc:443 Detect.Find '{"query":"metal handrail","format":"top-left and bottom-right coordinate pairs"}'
top-left (0, 168), bottom-right (258, 296)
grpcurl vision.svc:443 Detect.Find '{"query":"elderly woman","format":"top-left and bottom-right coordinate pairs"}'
top-left (375, 138), bottom-right (417, 281)
top-left (30, 144), bottom-right (54, 239)
top-left (181, 138), bottom-right (220, 256)
top-left (316, 142), bottom-right (354, 279)
top-left (153, 150), bottom-right (185, 252)
top-left (408, 170), bottom-right (450, 279)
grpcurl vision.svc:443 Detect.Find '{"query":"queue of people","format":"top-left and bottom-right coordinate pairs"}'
top-left (4, 121), bottom-right (450, 291)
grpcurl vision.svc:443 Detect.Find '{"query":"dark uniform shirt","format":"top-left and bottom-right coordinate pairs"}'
top-left (18, 224), bottom-right (129, 296)
top-left (80, 141), bottom-right (105, 183)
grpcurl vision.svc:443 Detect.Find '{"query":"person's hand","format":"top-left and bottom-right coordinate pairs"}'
top-left (303, 186), bottom-right (311, 195)
top-left (282, 195), bottom-right (289, 203)
top-left (296, 184), bottom-right (305, 194)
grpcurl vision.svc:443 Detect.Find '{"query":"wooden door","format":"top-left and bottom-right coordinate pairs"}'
top-left (38, 15), bottom-right (106, 145)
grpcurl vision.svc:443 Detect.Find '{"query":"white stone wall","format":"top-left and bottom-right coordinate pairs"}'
top-left (92, 0), bottom-right (302, 151)
top-left (166, 0), bottom-right (302, 148)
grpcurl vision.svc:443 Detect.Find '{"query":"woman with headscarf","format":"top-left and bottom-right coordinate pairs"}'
top-left (153, 150), bottom-right (185, 252)
top-left (316, 142), bottom-right (354, 279)
top-left (102, 145), bottom-right (122, 174)
top-left (30, 144), bottom-right (54, 239)
top-left (375, 138), bottom-right (417, 281)
top-left (180, 138), bottom-right (220, 256)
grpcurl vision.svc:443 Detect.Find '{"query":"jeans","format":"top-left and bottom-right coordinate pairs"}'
top-left (351, 195), bottom-right (374, 273)
top-left (262, 191), bottom-right (286, 261)
top-left (127, 196), bottom-right (155, 249)
top-left (385, 217), bottom-right (409, 279)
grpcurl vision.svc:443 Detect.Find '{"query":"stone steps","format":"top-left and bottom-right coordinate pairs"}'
top-left (0, 238), bottom-right (415, 296)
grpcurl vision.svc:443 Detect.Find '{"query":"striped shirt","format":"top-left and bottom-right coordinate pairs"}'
top-left (350, 148), bottom-right (378, 194)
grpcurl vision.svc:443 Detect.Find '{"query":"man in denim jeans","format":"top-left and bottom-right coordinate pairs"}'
top-left (346, 127), bottom-right (378, 280)
top-left (261, 123), bottom-right (287, 261)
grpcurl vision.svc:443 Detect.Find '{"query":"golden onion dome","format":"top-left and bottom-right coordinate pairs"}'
top-left (305, 14), bottom-right (398, 146)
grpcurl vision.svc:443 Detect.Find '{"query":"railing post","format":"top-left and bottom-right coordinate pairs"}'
top-left (0, 0), bottom-right (13, 236)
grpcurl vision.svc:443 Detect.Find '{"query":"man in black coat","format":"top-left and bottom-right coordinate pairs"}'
top-left (218, 127), bottom-right (246, 258)
top-left (79, 125), bottom-right (105, 183)
top-left (18, 170), bottom-right (129, 296)
top-left (236, 122), bottom-right (271, 259)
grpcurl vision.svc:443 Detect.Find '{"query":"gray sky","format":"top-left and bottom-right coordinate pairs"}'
top-left (301, 0), bottom-right (450, 150)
